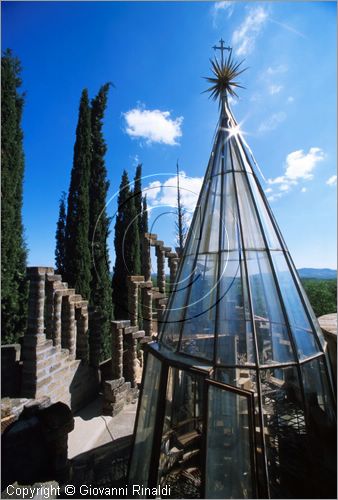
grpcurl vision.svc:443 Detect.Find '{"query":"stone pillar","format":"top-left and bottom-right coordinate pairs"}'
top-left (155, 243), bottom-right (166, 293)
top-left (168, 253), bottom-right (179, 289)
top-left (155, 297), bottom-right (168, 331)
top-left (61, 296), bottom-right (76, 358)
top-left (22, 267), bottom-right (53, 398)
top-left (45, 274), bottom-right (62, 340)
top-left (140, 281), bottom-right (153, 337)
top-left (128, 276), bottom-right (144, 327)
top-left (26, 267), bottom-right (51, 336)
top-left (111, 321), bottom-right (126, 379)
top-left (53, 291), bottom-right (63, 348)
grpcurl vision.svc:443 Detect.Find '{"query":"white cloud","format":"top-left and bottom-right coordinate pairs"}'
top-left (266, 147), bottom-right (325, 202)
top-left (124, 107), bottom-right (183, 145)
top-left (284, 147), bottom-right (325, 181)
top-left (269, 84), bottom-right (283, 95)
top-left (267, 193), bottom-right (283, 202)
top-left (212, 1), bottom-right (234, 27)
top-left (145, 172), bottom-right (203, 213)
top-left (265, 187), bottom-right (273, 193)
top-left (266, 65), bottom-right (288, 75)
top-left (326, 175), bottom-right (337, 186)
top-left (232, 6), bottom-right (268, 56)
top-left (287, 96), bottom-right (294, 103)
top-left (146, 180), bottom-right (162, 201)
top-left (258, 112), bottom-right (286, 133)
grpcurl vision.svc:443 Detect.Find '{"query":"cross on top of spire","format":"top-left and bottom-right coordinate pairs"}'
top-left (212, 38), bottom-right (232, 65)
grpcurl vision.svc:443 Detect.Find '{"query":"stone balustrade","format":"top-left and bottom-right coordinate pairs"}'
top-left (20, 267), bottom-right (98, 411)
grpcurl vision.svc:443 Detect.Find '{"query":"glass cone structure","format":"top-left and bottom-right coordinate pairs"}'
top-left (129, 49), bottom-right (336, 499)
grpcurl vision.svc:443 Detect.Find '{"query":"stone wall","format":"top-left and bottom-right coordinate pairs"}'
top-left (103, 320), bottom-right (146, 416)
top-left (19, 267), bottom-right (99, 413)
top-left (129, 233), bottom-right (180, 337)
top-left (2, 234), bottom-right (180, 418)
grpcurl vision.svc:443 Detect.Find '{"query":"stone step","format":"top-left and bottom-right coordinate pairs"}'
top-left (132, 330), bottom-right (145, 339)
top-left (123, 325), bottom-right (139, 335)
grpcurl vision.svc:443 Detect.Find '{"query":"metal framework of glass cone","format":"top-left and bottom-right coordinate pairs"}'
top-left (128, 57), bottom-right (336, 499)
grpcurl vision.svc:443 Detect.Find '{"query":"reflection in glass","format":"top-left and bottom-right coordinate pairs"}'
top-left (129, 354), bottom-right (162, 488)
top-left (206, 385), bottom-right (253, 499)
top-left (158, 368), bottom-right (204, 498)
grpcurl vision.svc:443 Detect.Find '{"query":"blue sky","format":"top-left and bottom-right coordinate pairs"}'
top-left (2, 1), bottom-right (337, 269)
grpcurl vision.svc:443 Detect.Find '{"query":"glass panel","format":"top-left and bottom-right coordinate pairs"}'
top-left (129, 354), bottom-right (162, 487)
top-left (215, 367), bottom-right (257, 393)
top-left (247, 251), bottom-right (295, 364)
top-left (271, 252), bottom-right (320, 359)
top-left (216, 252), bottom-right (255, 365)
top-left (231, 133), bottom-right (254, 175)
top-left (180, 253), bottom-right (218, 360)
top-left (234, 172), bottom-right (265, 250)
top-left (161, 255), bottom-right (195, 350)
top-left (206, 384), bottom-right (253, 499)
top-left (199, 169), bottom-right (221, 254)
top-left (227, 136), bottom-right (246, 172)
top-left (300, 357), bottom-right (336, 498)
top-left (158, 368), bottom-right (204, 498)
top-left (222, 172), bottom-right (242, 252)
top-left (260, 366), bottom-right (309, 499)
top-left (287, 256), bottom-right (326, 348)
top-left (185, 132), bottom-right (223, 259)
top-left (246, 173), bottom-right (282, 250)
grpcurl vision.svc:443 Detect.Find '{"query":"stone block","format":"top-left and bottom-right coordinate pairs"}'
top-left (27, 266), bottom-right (54, 275)
top-left (104, 390), bottom-right (126, 404)
top-left (104, 378), bottom-right (125, 392)
top-left (132, 330), bottom-right (145, 339)
top-left (129, 276), bottom-right (145, 283)
top-left (123, 325), bottom-right (139, 335)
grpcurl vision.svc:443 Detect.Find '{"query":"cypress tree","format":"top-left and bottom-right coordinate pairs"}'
top-left (133, 164), bottom-right (143, 235)
top-left (140, 195), bottom-right (149, 278)
top-left (141, 195), bottom-right (149, 235)
top-left (175, 161), bottom-right (188, 255)
top-left (112, 171), bottom-right (141, 320)
top-left (89, 83), bottom-right (112, 360)
top-left (1, 49), bottom-right (28, 344)
top-left (55, 191), bottom-right (67, 276)
top-left (64, 89), bottom-right (92, 300)
top-left (134, 164), bottom-right (148, 279)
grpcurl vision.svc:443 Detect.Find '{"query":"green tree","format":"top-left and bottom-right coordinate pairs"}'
top-left (134, 164), bottom-right (149, 278)
top-left (175, 161), bottom-right (188, 255)
top-left (1, 49), bottom-right (28, 344)
top-left (64, 89), bottom-right (92, 300)
top-left (89, 83), bottom-right (113, 359)
top-left (301, 279), bottom-right (337, 318)
top-left (112, 170), bottom-right (141, 320)
top-left (134, 164), bottom-right (143, 234)
top-left (55, 191), bottom-right (67, 276)
top-left (141, 195), bottom-right (149, 236)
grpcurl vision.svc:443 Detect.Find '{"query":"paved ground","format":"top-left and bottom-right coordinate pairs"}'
top-left (68, 396), bottom-right (137, 460)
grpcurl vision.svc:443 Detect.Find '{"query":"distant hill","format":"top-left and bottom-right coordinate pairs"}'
top-left (297, 268), bottom-right (337, 280)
